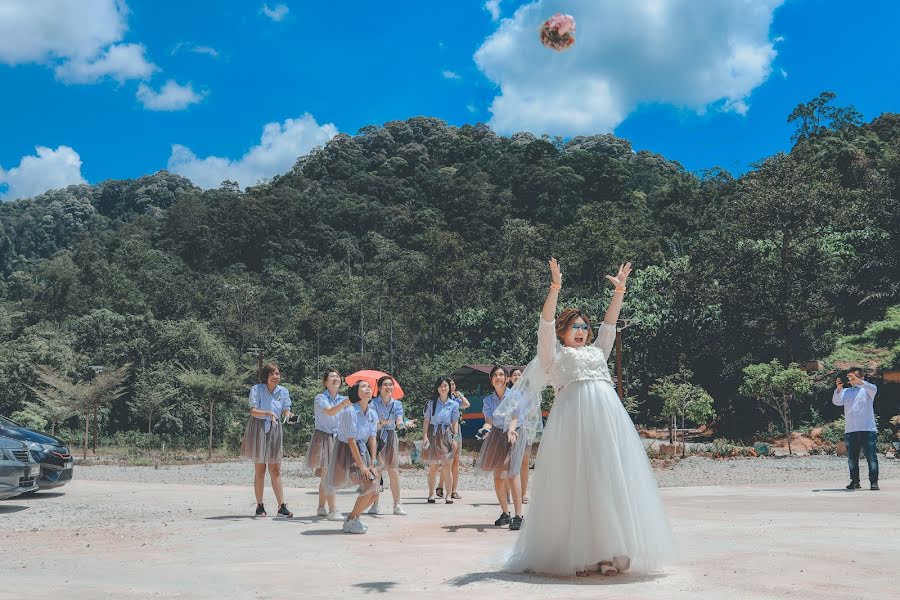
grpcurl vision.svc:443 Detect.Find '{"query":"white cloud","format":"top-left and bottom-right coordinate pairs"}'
top-left (55, 42), bottom-right (157, 84)
top-left (0, 146), bottom-right (86, 201)
top-left (172, 42), bottom-right (220, 58)
top-left (167, 114), bottom-right (338, 189)
top-left (442, 69), bottom-right (462, 80)
top-left (475, 0), bottom-right (784, 136)
top-left (261, 3), bottom-right (290, 22)
top-left (0, 1), bottom-right (155, 83)
top-left (137, 80), bottom-right (205, 111)
top-left (485, 0), bottom-right (502, 21)
top-left (0, 0), bottom-right (128, 65)
top-left (0, 0), bottom-right (198, 98)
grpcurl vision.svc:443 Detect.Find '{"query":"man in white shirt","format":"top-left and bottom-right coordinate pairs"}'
top-left (832, 367), bottom-right (879, 490)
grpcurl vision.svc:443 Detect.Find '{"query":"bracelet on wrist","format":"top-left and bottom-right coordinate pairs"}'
top-left (614, 288), bottom-right (626, 294)
top-left (549, 283), bottom-right (562, 291)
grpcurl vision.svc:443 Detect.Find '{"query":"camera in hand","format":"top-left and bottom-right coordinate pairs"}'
top-left (285, 414), bottom-right (300, 425)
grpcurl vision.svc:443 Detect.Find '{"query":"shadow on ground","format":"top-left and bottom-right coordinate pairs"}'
top-left (18, 492), bottom-right (66, 501)
top-left (353, 581), bottom-right (398, 593)
top-left (442, 523), bottom-right (507, 533)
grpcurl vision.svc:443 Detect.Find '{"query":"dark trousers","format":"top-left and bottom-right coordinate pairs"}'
top-left (845, 431), bottom-right (879, 484)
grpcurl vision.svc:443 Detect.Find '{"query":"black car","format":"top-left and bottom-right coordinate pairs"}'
top-left (0, 435), bottom-right (40, 499)
top-left (0, 416), bottom-right (74, 492)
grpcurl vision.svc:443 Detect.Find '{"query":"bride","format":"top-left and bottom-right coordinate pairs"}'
top-left (498, 258), bottom-right (673, 577)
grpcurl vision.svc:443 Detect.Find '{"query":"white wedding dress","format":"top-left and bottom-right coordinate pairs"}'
top-left (503, 318), bottom-right (673, 576)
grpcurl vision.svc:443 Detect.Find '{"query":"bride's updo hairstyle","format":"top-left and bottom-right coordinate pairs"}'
top-left (555, 308), bottom-right (594, 345)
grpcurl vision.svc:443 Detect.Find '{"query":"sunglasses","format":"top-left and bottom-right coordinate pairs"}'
top-left (570, 323), bottom-right (590, 331)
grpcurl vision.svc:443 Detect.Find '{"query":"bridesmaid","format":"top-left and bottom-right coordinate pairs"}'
top-left (437, 378), bottom-right (470, 500)
top-left (368, 375), bottom-right (416, 515)
top-left (308, 368), bottom-right (351, 521)
top-left (477, 365), bottom-right (527, 530)
top-left (240, 362), bottom-right (294, 518)
top-left (422, 377), bottom-right (460, 504)
top-left (507, 367), bottom-right (531, 504)
top-left (324, 380), bottom-right (380, 534)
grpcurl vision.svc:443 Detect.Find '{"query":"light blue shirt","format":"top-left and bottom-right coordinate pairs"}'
top-left (314, 390), bottom-right (346, 434)
top-left (248, 384), bottom-right (291, 433)
top-left (483, 389), bottom-right (525, 431)
top-left (833, 381), bottom-right (878, 433)
top-left (337, 403), bottom-right (378, 443)
top-left (372, 398), bottom-right (405, 434)
top-left (424, 398), bottom-right (459, 430)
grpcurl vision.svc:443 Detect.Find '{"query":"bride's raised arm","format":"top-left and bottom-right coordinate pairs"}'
top-left (541, 257), bottom-right (562, 322)
top-left (594, 262), bottom-right (632, 358)
top-left (601, 262), bottom-right (631, 326)
top-left (538, 258), bottom-right (562, 370)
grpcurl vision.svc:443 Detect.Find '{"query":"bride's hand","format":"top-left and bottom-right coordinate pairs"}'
top-left (605, 262), bottom-right (632, 288)
top-left (548, 258), bottom-right (562, 286)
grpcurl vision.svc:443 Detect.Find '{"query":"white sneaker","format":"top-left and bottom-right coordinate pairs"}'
top-left (343, 517), bottom-right (367, 534)
top-left (316, 506), bottom-right (328, 517)
top-left (326, 511), bottom-right (344, 521)
top-left (393, 504), bottom-right (408, 516)
top-left (368, 502), bottom-right (380, 515)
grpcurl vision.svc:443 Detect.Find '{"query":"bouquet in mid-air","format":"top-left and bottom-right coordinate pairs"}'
top-left (539, 13), bottom-right (576, 51)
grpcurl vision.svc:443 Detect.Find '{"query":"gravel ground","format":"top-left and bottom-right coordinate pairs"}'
top-left (71, 452), bottom-right (900, 490)
top-left (6, 453), bottom-right (899, 600)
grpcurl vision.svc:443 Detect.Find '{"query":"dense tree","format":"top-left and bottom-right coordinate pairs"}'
top-left (0, 98), bottom-right (897, 449)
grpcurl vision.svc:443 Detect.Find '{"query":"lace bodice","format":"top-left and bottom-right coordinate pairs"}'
top-left (538, 318), bottom-right (615, 391)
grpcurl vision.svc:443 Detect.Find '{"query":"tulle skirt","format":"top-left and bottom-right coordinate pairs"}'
top-left (324, 440), bottom-right (379, 495)
top-left (504, 379), bottom-right (673, 576)
top-left (306, 429), bottom-right (334, 472)
top-left (378, 430), bottom-right (400, 470)
top-left (422, 426), bottom-right (453, 465)
top-left (453, 429), bottom-right (463, 457)
top-left (239, 417), bottom-right (283, 465)
top-left (476, 426), bottom-right (527, 478)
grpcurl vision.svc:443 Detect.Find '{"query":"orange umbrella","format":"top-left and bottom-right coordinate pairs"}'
top-left (345, 370), bottom-right (404, 399)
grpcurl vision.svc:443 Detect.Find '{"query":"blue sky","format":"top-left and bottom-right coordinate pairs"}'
top-left (1, 0), bottom-right (898, 199)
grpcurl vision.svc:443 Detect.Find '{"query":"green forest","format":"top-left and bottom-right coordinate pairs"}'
top-left (1, 92), bottom-right (898, 455)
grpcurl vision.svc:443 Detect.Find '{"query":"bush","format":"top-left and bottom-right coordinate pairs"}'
top-left (820, 418), bottom-right (846, 444)
top-left (106, 430), bottom-right (158, 449)
top-left (222, 420), bottom-right (245, 456)
top-left (710, 438), bottom-right (735, 458)
top-left (809, 442), bottom-right (836, 455)
top-left (709, 438), bottom-right (759, 458)
top-left (10, 408), bottom-right (48, 432)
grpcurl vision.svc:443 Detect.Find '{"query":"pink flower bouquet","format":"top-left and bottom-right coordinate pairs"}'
top-left (539, 13), bottom-right (576, 51)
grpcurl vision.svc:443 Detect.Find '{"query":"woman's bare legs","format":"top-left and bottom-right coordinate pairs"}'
top-left (387, 468), bottom-right (401, 505)
top-left (451, 449), bottom-right (461, 496)
top-left (427, 463), bottom-right (440, 497)
top-left (317, 469), bottom-right (336, 512)
top-left (493, 473), bottom-right (509, 514)
top-left (520, 451), bottom-right (530, 500)
top-left (267, 463), bottom-right (285, 506)
top-left (253, 463), bottom-right (267, 504)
